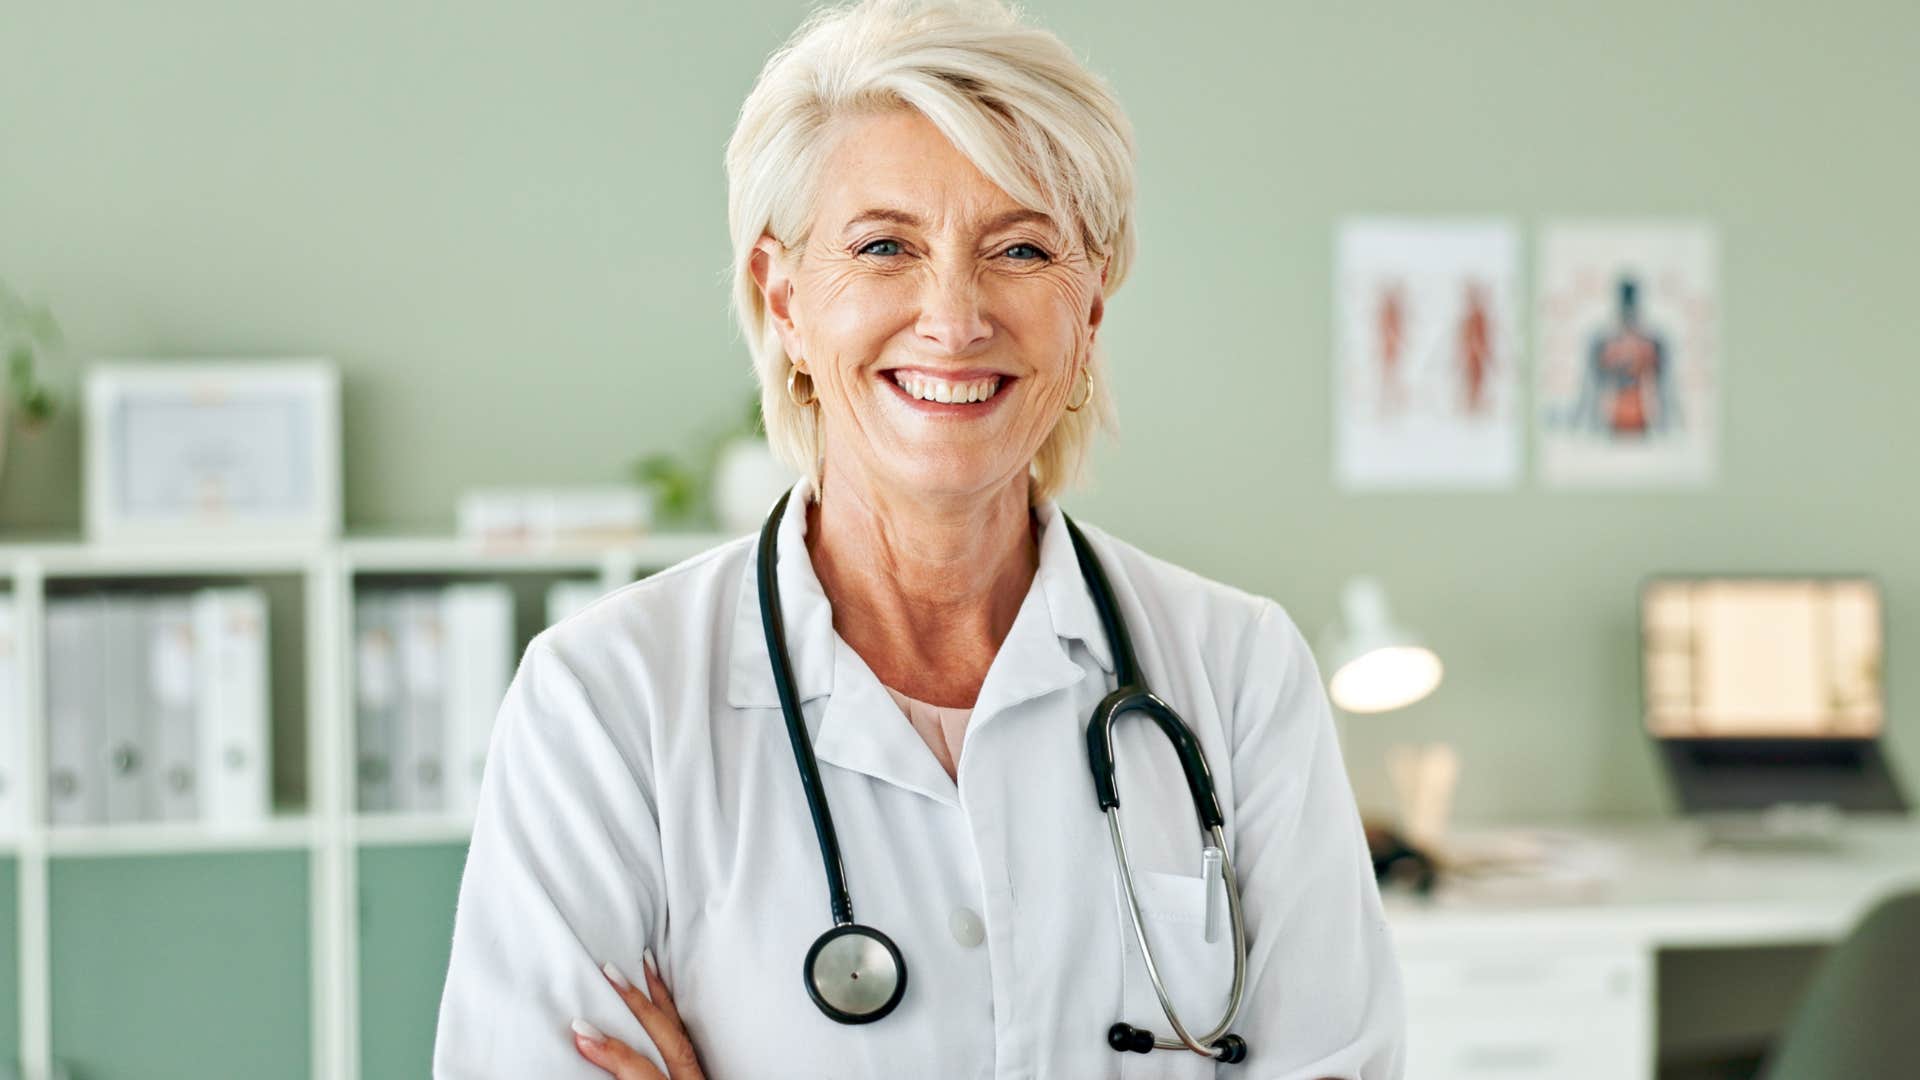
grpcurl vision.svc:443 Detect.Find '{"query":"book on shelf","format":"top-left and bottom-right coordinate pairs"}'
top-left (150, 594), bottom-right (200, 822)
top-left (444, 583), bottom-right (513, 818)
top-left (43, 587), bottom-right (272, 828)
top-left (355, 583), bottom-right (514, 820)
top-left (0, 596), bottom-right (23, 833)
top-left (355, 591), bottom-right (400, 814)
top-left (395, 589), bottom-right (448, 814)
top-left (102, 595), bottom-right (152, 822)
top-left (47, 595), bottom-right (107, 826)
top-left (196, 587), bottom-right (271, 825)
top-left (545, 578), bottom-right (608, 628)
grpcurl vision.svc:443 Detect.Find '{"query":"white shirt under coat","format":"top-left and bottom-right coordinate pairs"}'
top-left (433, 475), bottom-right (1407, 1078)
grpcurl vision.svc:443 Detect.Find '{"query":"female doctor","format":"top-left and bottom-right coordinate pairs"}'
top-left (432, 0), bottom-right (1406, 1076)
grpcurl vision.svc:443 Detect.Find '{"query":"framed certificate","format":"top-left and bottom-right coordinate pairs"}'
top-left (85, 359), bottom-right (341, 545)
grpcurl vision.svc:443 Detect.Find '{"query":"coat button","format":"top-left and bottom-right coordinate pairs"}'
top-left (949, 906), bottom-right (985, 948)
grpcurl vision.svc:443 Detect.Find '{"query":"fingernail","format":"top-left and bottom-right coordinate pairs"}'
top-left (601, 961), bottom-right (632, 992)
top-left (571, 1018), bottom-right (606, 1044)
top-left (643, 947), bottom-right (658, 980)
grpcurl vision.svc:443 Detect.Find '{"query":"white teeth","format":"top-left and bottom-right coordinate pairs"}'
top-left (891, 371), bottom-right (1001, 404)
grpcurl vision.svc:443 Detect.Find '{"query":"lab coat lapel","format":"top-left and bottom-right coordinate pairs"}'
top-left (812, 637), bottom-right (961, 808)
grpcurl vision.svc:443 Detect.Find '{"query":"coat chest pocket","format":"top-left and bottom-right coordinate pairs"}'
top-left (1114, 868), bottom-right (1236, 1080)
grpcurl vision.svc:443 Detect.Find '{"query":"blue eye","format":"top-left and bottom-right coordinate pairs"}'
top-left (1005, 243), bottom-right (1051, 261)
top-left (857, 239), bottom-right (904, 257)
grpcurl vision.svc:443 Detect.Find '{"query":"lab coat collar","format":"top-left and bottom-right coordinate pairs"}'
top-left (723, 473), bottom-right (1115, 722)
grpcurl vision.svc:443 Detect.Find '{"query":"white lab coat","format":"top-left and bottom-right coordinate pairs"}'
top-left (433, 475), bottom-right (1406, 1079)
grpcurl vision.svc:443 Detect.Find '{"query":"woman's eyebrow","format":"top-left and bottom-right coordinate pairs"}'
top-left (839, 207), bottom-right (1056, 236)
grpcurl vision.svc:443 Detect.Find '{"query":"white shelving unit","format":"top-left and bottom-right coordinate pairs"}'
top-left (0, 529), bottom-right (734, 1080)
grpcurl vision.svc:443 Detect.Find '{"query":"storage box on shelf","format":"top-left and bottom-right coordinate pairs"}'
top-left (0, 526), bottom-right (730, 1080)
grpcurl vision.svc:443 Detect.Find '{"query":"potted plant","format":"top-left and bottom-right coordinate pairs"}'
top-left (632, 388), bottom-right (796, 534)
top-left (0, 279), bottom-right (63, 487)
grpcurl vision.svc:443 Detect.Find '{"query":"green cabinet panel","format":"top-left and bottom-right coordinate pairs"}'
top-left (358, 843), bottom-right (467, 1080)
top-left (50, 852), bottom-right (309, 1080)
top-left (0, 859), bottom-right (17, 1071)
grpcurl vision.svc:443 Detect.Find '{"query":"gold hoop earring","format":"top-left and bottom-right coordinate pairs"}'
top-left (787, 364), bottom-right (817, 407)
top-left (1064, 366), bottom-right (1092, 413)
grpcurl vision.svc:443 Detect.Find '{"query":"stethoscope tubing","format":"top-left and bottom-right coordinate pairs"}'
top-left (757, 485), bottom-right (1250, 1061)
top-left (757, 488), bottom-right (856, 927)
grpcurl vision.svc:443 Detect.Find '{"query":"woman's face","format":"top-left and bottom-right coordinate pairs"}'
top-left (752, 108), bottom-right (1106, 504)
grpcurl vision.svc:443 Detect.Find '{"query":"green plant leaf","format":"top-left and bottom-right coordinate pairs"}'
top-left (633, 452), bottom-right (697, 519)
top-left (19, 385), bottom-right (54, 424)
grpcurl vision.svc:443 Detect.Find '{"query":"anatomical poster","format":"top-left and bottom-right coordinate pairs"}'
top-left (1535, 221), bottom-right (1719, 488)
top-left (1334, 219), bottom-right (1522, 490)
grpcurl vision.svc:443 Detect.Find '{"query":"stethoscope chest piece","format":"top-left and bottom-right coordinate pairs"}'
top-left (804, 923), bottom-right (907, 1024)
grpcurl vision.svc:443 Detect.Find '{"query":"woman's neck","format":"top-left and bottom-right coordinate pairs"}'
top-left (803, 463), bottom-right (1039, 710)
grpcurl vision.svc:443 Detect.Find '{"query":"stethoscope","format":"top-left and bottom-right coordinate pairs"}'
top-left (755, 487), bottom-right (1251, 1063)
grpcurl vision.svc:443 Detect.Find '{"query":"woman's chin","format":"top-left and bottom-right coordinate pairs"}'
top-left (875, 455), bottom-right (1027, 503)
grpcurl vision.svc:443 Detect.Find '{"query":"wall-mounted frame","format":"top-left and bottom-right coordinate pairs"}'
top-left (85, 359), bottom-right (341, 545)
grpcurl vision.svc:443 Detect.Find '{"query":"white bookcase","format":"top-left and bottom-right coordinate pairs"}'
top-left (0, 529), bottom-right (733, 1080)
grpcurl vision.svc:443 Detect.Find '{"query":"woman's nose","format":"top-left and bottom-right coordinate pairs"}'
top-left (914, 268), bottom-right (992, 355)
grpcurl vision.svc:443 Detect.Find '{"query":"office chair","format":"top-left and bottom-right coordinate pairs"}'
top-left (1758, 887), bottom-right (1920, 1079)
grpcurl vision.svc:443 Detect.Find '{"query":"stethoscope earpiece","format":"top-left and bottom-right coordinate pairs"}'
top-left (1110, 1024), bottom-right (1248, 1063)
top-left (1109, 1022), bottom-right (1155, 1054)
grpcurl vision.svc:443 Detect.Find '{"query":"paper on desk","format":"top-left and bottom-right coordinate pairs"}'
top-left (1431, 829), bottom-right (1626, 904)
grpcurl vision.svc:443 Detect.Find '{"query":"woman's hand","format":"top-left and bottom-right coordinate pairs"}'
top-left (571, 949), bottom-right (706, 1079)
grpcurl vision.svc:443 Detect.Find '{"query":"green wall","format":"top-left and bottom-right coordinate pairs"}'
top-left (2, 0), bottom-right (1915, 829)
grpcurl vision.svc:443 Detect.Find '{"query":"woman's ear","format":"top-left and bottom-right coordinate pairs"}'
top-left (750, 234), bottom-right (803, 366)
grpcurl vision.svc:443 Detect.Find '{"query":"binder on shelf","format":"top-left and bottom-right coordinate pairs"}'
top-left (443, 582), bottom-right (514, 818)
top-left (354, 591), bottom-right (400, 814)
top-left (0, 595), bottom-right (23, 834)
top-left (46, 595), bottom-right (107, 826)
top-left (102, 596), bottom-right (155, 823)
top-left (194, 587), bottom-right (271, 825)
top-left (395, 589), bottom-right (448, 813)
top-left (545, 578), bottom-right (606, 628)
top-left (148, 594), bottom-right (201, 822)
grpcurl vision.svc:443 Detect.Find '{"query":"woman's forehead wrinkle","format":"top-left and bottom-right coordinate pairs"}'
top-left (823, 165), bottom-right (1051, 236)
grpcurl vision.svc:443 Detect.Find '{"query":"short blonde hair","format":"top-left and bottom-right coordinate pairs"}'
top-left (724, 0), bottom-right (1136, 503)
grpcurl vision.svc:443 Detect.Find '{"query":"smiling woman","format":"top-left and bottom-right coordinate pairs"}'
top-left (749, 106), bottom-right (1106, 512)
top-left (726, 4), bottom-right (1130, 507)
top-left (431, 1), bottom-right (1406, 1077)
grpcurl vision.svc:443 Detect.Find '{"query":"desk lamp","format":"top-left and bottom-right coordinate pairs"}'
top-left (1320, 576), bottom-right (1451, 888)
top-left (1323, 577), bottom-right (1442, 714)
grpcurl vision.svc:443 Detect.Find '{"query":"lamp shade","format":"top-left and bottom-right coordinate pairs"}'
top-left (1321, 576), bottom-right (1443, 714)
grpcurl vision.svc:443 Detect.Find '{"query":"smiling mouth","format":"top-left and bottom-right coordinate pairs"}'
top-left (882, 369), bottom-right (1013, 406)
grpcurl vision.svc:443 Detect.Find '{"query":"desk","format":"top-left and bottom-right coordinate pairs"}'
top-left (1381, 816), bottom-right (1920, 1079)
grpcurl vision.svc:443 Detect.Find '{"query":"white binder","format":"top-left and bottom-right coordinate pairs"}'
top-left (148, 594), bottom-right (201, 822)
top-left (442, 583), bottom-right (514, 818)
top-left (395, 589), bottom-right (448, 813)
top-left (102, 596), bottom-right (155, 823)
top-left (0, 595), bottom-right (23, 834)
top-left (545, 578), bottom-right (606, 628)
top-left (353, 590), bottom-right (400, 814)
top-left (46, 595), bottom-right (106, 826)
top-left (194, 587), bottom-right (271, 824)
